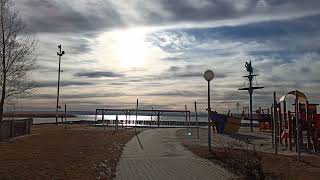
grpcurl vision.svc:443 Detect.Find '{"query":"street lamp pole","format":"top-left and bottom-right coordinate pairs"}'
top-left (203, 70), bottom-right (214, 152)
top-left (56, 45), bottom-right (65, 124)
top-left (207, 80), bottom-right (212, 151)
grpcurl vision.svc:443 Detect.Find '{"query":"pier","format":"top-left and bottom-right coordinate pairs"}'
top-left (94, 108), bottom-right (195, 127)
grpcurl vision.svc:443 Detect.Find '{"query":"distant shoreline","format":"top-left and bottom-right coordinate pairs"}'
top-left (3, 112), bottom-right (77, 118)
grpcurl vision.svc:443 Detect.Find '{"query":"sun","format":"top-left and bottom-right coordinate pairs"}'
top-left (111, 29), bottom-right (150, 68)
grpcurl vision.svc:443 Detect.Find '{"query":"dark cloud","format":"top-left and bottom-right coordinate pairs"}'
top-left (154, 0), bottom-right (320, 25)
top-left (34, 92), bottom-right (127, 99)
top-left (300, 66), bottom-right (312, 73)
top-left (17, 0), bottom-right (320, 34)
top-left (168, 66), bottom-right (181, 72)
top-left (164, 68), bottom-right (227, 79)
top-left (36, 81), bottom-right (93, 88)
top-left (146, 91), bottom-right (201, 97)
top-left (74, 71), bottom-right (123, 78)
top-left (17, 0), bottom-right (125, 33)
top-left (161, 56), bottom-right (190, 61)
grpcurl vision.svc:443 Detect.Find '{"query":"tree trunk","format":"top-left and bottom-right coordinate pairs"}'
top-left (0, 75), bottom-right (5, 122)
top-left (0, 4), bottom-right (5, 122)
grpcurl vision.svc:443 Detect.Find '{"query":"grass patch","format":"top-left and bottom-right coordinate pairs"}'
top-left (184, 143), bottom-right (320, 180)
top-left (184, 143), bottom-right (264, 179)
top-left (0, 124), bottom-right (136, 179)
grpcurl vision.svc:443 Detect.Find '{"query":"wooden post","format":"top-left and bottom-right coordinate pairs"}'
top-left (258, 107), bottom-right (262, 131)
top-left (306, 101), bottom-right (311, 150)
top-left (188, 111), bottom-right (191, 128)
top-left (295, 90), bottom-right (300, 162)
top-left (157, 111), bottom-right (160, 127)
top-left (150, 107), bottom-right (153, 127)
top-left (271, 105), bottom-right (274, 150)
top-left (288, 111), bottom-right (292, 150)
top-left (278, 103), bottom-right (282, 145)
top-left (116, 115), bottom-right (119, 131)
top-left (102, 108), bottom-right (105, 131)
top-left (135, 99), bottom-right (138, 133)
top-left (64, 104), bottom-right (67, 129)
top-left (273, 92), bottom-right (278, 154)
top-left (185, 105), bottom-right (189, 133)
top-left (195, 101), bottom-right (199, 139)
top-left (95, 109), bottom-right (97, 125)
top-left (125, 110), bottom-right (128, 130)
top-left (283, 101), bottom-right (288, 149)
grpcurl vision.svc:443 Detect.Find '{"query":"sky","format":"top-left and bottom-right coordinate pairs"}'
top-left (10, 0), bottom-right (320, 113)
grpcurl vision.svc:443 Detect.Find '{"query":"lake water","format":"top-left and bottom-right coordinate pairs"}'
top-left (32, 114), bottom-right (258, 126)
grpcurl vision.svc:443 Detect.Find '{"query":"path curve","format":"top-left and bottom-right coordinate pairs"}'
top-left (115, 128), bottom-right (235, 180)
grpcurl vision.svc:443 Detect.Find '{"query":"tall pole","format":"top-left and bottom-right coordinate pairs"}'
top-left (102, 108), bottom-right (105, 131)
top-left (238, 61), bottom-right (264, 132)
top-left (249, 76), bottom-right (253, 132)
top-left (204, 70), bottom-right (214, 152)
top-left (195, 101), bottom-right (199, 139)
top-left (207, 81), bottom-right (212, 152)
top-left (273, 92), bottom-right (278, 154)
top-left (55, 45), bottom-right (65, 125)
top-left (151, 107), bottom-right (153, 127)
top-left (185, 104), bottom-right (189, 132)
top-left (295, 90), bottom-right (300, 162)
top-left (236, 103), bottom-right (240, 113)
top-left (135, 99), bottom-right (138, 133)
top-left (64, 104), bottom-right (67, 129)
top-left (95, 109), bottom-right (97, 124)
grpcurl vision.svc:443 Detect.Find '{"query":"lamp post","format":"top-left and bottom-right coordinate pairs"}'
top-left (203, 70), bottom-right (214, 152)
top-left (55, 45), bottom-right (65, 124)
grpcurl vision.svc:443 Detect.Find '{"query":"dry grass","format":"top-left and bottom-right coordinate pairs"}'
top-left (0, 124), bottom-right (136, 179)
top-left (184, 144), bottom-right (320, 180)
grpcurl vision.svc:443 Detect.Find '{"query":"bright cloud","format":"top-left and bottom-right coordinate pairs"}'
top-left (9, 0), bottom-right (320, 113)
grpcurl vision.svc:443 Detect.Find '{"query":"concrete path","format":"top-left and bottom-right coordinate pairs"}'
top-left (115, 128), bottom-right (235, 180)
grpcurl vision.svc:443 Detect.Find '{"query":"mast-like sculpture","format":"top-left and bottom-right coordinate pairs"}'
top-left (56, 45), bottom-right (65, 124)
top-left (238, 61), bottom-right (264, 132)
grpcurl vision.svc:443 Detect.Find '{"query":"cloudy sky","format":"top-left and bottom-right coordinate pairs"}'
top-left (12, 0), bottom-right (320, 113)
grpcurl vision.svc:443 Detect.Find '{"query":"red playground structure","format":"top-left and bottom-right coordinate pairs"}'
top-left (257, 90), bottom-right (320, 152)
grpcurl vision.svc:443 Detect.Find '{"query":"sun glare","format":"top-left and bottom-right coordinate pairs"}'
top-left (111, 29), bottom-right (150, 68)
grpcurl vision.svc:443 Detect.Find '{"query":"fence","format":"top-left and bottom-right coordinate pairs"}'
top-left (0, 118), bottom-right (33, 139)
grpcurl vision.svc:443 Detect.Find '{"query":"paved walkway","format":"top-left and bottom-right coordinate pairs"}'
top-left (115, 128), bottom-right (235, 180)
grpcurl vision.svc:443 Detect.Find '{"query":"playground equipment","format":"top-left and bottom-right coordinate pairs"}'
top-left (271, 90), bottom-right (320, 153)
top-left (256, 107), bottom-right (271, 131)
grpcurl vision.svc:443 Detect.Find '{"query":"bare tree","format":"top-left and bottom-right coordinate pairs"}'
top-left (0, 0), bottom-right (37, 122)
